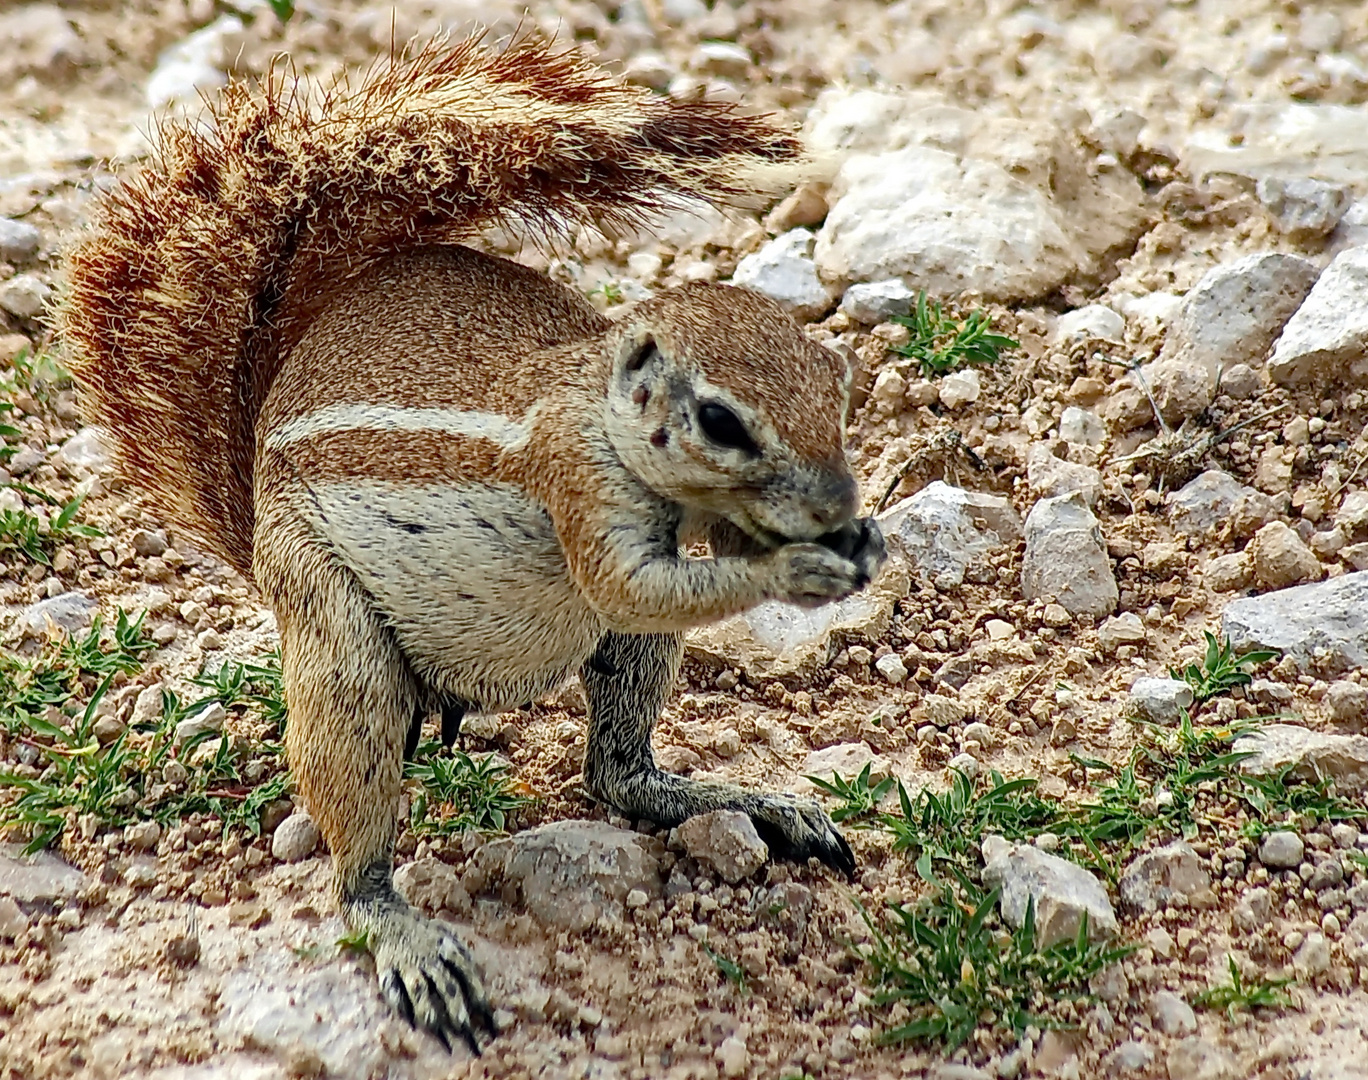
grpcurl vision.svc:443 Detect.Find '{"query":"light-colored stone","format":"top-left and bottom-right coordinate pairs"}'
top-left (124, 821), bottom-right (162, 852)
top-left (0, 273), bottom-right (51, 318)
top-left (0, 844), bottom-right (88, 901)
top-left (1149, 990), bottom-right (1197, 1035)
top-left (1325, 680), bottom-right (1368, 729)
top-left (0, 217), bottom-right (41, 262)
top-left (716, 1035), bottom-right (749, 1077)
top-left (55, 427), bottom-right (111, 474)
top-left (1098, 613), bottom-right (1146, 654)
top-left (467, 821), bottom-right (663, 931)
top-left (0, 895), bottom-right (25, 939)
top-left (800, 742), bottom-right (886, 786)
top-left (677, 811), bottom-right (768, 885)
top-left (175, 702), bottom-right (228, 745)
top-left (271, 813), bottom-right (320, 863)
top-left (1269, 247), bottom-right (1368, 388)
top-left (1235, 724), bottom-right (1368, 796)
top-left (394, 857), bottom-right (468, 913)
top-left (1021, 492), bottom-right (1118, 620)
top-left (1204, 551), bottom-right (1253, 592)
top-left (730, 228), bottom-right (833, 319)
top-left (1218, 363), bottom-right (1262, 399)
top-left (1337, 491), bottom-right (1368, 541)
top-left (1026, 444), bottom-right (1102, 506)
top-left (840, 278), bottom-right (916, 323)
top-left (1153, 252), bottom-right (1318, 420)
top-left (1258, 830), bottom-right (1305, 869)
top-left (1249, 520), bottom-right (1323, 588)
top-left (812, 95), bottom-right (1144, 302)
top-left (1120, 842), bottom-right (1210, 911)
top-left (1108, 1041), bottom-right (1155, 1075)
top-left (1166, 1036), bottom-right (1237, 1080)
top-left (686, 557), bottom-right (907, 679)
top-left (16, 591), bottom-right (98, 636)
top-left (1128, 677), bottom-right (1194, 723)
top-left (881, 481), bottom-right (1021, 591)
top-left (145, 15), bottom-right (244, 112)
top-left (1168, 470), bottom-right (1261, 536)
top-left (1222, 570), bottom-right (1368, 672)
top-left (0, 5), bottom-right (83, 80)
top-left (1058, 407), bottom-right (1106, 449)
top-left (1258, 175), bottom-right (1353, 238)
top-left (938, 368), bottom-right (981, 409)
top-left (874, 653), bottom-right (907, 684)
top-left (1294, 931), bottom-right (1332, 978)
top-left (981, 835), bottom-right (1118, 947)
top-left (1054, 305), bottom-right (1124, 343)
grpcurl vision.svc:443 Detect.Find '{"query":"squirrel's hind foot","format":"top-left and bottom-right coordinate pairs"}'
top-left (744, 792), bottom-right (856, 879)
top-left (352, 897), bottom-right (496, 1054)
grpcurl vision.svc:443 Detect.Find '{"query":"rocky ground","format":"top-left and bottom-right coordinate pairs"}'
top-left (4, 1), bottom-right (1368, 1078)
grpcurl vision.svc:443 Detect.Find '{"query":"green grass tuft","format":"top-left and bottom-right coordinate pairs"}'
top-left (1192, 955), bottom-right (1294, 1019)
top-left (889, 293), bottom-right (1018, 379)
top-left (405, 740), bottom-right (531, 835)
top-left (1170, 632), bottom-right (1278, 704)
top-left (805, 762), bottom-right (895, 824)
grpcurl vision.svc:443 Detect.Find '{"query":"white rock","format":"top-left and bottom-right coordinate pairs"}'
top-left (0, 846), bottom-right (88, 902)
top-left (677, 811), bottom-right (768, 885)
top-left (1257, 176), bottom-right (1353, 237)
top-left (938, 368), bottom-right (981, 409)
top-left (1116, 290), bottom-right (1183, 333)
top-left (1165, 1036), bottom-right (1238, 1080)
top-left (1153, 252), bottom-right (1319, 419)
top-left (271, 813), bottom-right (320, 863)
top-left (17, 591), bottom-right (98, 636)
top-left (1269, 247), bottom-right (1368, 388)
top-left (1108, 1042), bottom-right (1155, 1075)
top-left (1249, 521), bottom-right (1322, 588)
top-left (175, 702), bottom-right (228, 745)
top-left (1325, 680), bottom-right (1368, 729)
top-left (1026, 443), bottom-right (1102, 505)
top-left (1054, 305), bottom-right (1124, 343)
top-left (1235, 724), bottom-right (1368, 797)
top-left (660, 0), bottom-right (707, 19)
top-left (1021, 492), bottom-right (1118, 620)
top-left (690, 42), bottom-right (751, 78)
top-left (1218, 363), bottom-right (1263, 399)
top-left (0, 895), bottom-right (25, 939)
top-left (881, 481), bottom-right (1021, 590)
top-left (870, 368), bottom-right (906, 410)
top-left (393, 857), bottom-right (467, 913)
top-left (467, 821), bottom-right (662, 931)
top-left (1223, 571), bottom-right (1368, 672)
top-left (1097, 612), bottom-right (1145, 654)
top-left (1167, 470), bottom-right (1260, 536)
top-left (145, 16), bottom-right (244, 112)
top-left (1337, 490), bottom-right (1368, 540)
top-left (874, 653), bottom-right (907, 684)
top-left (1129, 676), bottom-right (1194, 723)
top-left (730, 228), bottom-right (832, 319)
top-left (124, 821), bottom-right (162, 851)
top-left (1293, 931), bottom-right (1332, 978)
top-left (0, 218), bottom-right (41, 262)
top-left (131, 685), bottom-right (163, 727)
top-left (1058, 406), bottom-right (1106, 448)
top-left (1149, 990), bottom-right (1197, 1035)
top-left (0, 5), bottom-right (83, 79)
top-left (840, 278), bottom-right (916, 323)
top-left (809, 94), bottom-right (1144, 302)
top-left (0, 274), bottom-right (51, 318)
top-left (55, 427), bottom-right (111, 474)
top-left (981, 835), bottom-right (1118, 947)
top-left (802, 743), bottom-right (887, 790)
top-left (1120, 842), bottom-right (1210, 912)
top-left (717, 1035), bottom-right (749, 1078)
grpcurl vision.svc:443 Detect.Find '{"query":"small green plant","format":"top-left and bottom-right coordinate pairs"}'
top-left (806, 762), bottom-right (895, 824)
top-left (0, 619), bottom-right (293, 851)
top-left (590, 281), bottom-right (625, 305)
top-left (264, 0), bottom-right (296, 23)
top-left (336, 928), bottom-right (371, 955)
top-left (861, 886), bottom-right (1131, 1049)
top-left (890, 293), bottom-right (1018, 379)
top-left (704, 944), bottom-right (748, 993)
top-left (0, 491), bottom-right (101, 565)
top-left (405, 741), bottom-right (531, 835)
top-left (880, 770), bottom-right (1061, 877)
top-left (0, 401), bottom-right (19, 464)
top-left (2, 347), bottom-right (70, 397)
top-left (190, 652), bottom-right (287, 736)
top-left (1170, 632), bottom-right (1278, 705)
top-left (1192, 955), bottom-right (1294, 1019)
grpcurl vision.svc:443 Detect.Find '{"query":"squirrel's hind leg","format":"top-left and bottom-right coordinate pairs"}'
top-left (580, 632), bottom-right (856, 878)
top-left (255, 498), bottom-right (495, 1053)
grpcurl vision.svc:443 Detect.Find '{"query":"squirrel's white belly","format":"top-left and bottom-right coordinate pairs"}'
top-left (308, 480), bottom-right (607, 709)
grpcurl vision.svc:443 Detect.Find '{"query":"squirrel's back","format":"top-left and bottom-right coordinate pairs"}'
top-left (59, 36), bottom-right (803, 579)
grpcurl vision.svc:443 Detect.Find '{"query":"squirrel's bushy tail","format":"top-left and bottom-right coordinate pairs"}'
top-left (59, 36), bottom-right (803, 579)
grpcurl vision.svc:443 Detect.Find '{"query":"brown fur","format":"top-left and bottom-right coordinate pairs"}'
top-left (59, 36), bottom-right (801, 579)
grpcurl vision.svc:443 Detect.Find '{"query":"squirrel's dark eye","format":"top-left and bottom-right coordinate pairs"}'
top-left (697, 402), bottom-right (758, 455)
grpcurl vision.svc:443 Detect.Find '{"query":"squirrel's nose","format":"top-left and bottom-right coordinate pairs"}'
top-left (810, 474), bottom-right (859, 529)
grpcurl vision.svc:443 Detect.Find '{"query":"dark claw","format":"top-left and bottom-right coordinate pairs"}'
top-left (815, 517), bottom-right (887, 587)
top-left (383, 970), bottom-right (416, 1028)
top-left (441, 955), bottom-right (497, 1040)
top-left (750, 817), bottom-right (857, 880)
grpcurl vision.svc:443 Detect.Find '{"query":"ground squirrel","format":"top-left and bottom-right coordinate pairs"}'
top-left (59, 37), bottom-right (886, 1053)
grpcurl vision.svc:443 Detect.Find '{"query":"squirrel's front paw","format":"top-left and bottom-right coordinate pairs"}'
top-left (769, 524), bottom-right (883, 608)
top-left (361, 903), bottom-right (496, 1054)
top-left (815, 517), bottom-right (887, 588)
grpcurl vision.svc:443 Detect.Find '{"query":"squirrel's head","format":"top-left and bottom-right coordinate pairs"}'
top-left (604, 283), bottom-right (858, 546)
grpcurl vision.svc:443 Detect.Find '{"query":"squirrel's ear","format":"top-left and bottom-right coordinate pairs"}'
top-left (613, 327), bottom-right (662, 379)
